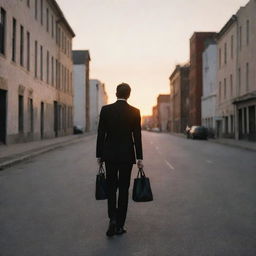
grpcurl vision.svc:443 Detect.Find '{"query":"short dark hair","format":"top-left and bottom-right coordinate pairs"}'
top-left (116, 83), bottom-right (131, 99)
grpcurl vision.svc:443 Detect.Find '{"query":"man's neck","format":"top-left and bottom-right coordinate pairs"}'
top-left (117, 98), bottom-right (127, 101)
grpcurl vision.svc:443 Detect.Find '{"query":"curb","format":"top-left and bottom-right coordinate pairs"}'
top-left (0, 133), bottom-right (95, 171)
top-left (168, 132), bottom-right (256, 152)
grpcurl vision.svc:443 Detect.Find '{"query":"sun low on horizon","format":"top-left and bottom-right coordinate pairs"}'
top-left (57, 0), bottom-right (249, 116)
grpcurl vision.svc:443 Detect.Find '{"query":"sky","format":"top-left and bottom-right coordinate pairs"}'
top-left (57, 0), bottom-right (248, 116)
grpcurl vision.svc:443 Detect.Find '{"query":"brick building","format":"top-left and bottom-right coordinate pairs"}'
top-left (169, 64), bottom-right (190, 133)
top-left (0, 0), bottom-right (75, 144)
top-left (189, 32), bottom-right (217, 126)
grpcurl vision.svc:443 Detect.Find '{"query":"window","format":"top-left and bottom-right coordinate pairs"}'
top-left (239, 26), bottom-right (242, 50)
top-left (40, 45), bottom-right (43, 80)
top-left (51, 15), bottom-right (54, 38)
top-left (27, 0), bottom-right (30, 7)
top-left (35, 40), bottom-right (38, 77)
top-left (20, 25), bottom-right (24, 66)
top-left (218, 48), bottom-right (221, 68)
top-left (238, 68), bottom-right (241, 94)
top-left (26, 31), bottom-right (30, 71)
top-left (246, 62), bottom-right (249, 91)
top-left (12, 18), bottom-right (17, 62)
top-left (0, 8), bottom-right (6, 55)
top-left (246, 20), bottom-right (249, 45)
top-left (224, 78), bottom-right (226, 99)
top-left (231, 35), bottom-right (234, 59)
top-left (230, 115), bottom-right (234, 133)
top-left (51, 56), bottom-right (54, 86)
top-left (46, 50), bottom-right (49, 83)
top-left (40, 0), bottom-right (43, 25)
top-left (230, 74), bottom-right (233, 97)
top-left (224, 43), bottom-right (227, 64)
top-left (46, 8), bottom-right (49, 32)
top-left (219, 82), bottom-right (222, 102)
top-left (18, 95), bottom-right (24, 133)
top-left (35, 0), bottom-right (38, 20)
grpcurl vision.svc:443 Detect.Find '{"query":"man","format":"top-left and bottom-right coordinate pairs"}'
top-left (96, 83), bottom-right (143, 237)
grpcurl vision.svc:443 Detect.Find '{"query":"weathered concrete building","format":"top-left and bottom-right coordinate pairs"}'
top-left (169, 64), bottom-right (190, 133)
top-left (0, 0), bottom-right (75, 144)
top-left (157, 94), bottom-right (170, 132)
top-left (189, 32), bottom-right (217, 126)
top-left (89, 79), bottom-right (108, 131)
top-left (72, 50), bottom-right (90, 132)
top-left (202, 40), bottom-right (218, 135)
top-left (216, 16), bottom-right (237, 138)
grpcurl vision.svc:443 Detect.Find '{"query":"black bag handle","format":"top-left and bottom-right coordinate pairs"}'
top-left (98, 163), bottom-right (105, 175)
top-left (137, 168), bottom-right (146, 178)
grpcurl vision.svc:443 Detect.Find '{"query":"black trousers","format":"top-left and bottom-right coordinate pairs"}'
top-left (105, 162), bottom-right (133, 228)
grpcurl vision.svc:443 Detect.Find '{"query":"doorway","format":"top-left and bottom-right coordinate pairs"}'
top-left (54, 101), bottom-right (58, 137)
top-left (0, 89), bottom-right (7, 144)
top-left (40, 102), bottom-right (44, 139)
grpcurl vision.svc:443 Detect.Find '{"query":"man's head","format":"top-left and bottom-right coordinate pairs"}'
top-left (116, 83), bottom-right (131, 100)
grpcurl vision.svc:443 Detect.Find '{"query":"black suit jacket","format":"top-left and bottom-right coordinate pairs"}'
top-left (96, 100), bottom-right (143, 164)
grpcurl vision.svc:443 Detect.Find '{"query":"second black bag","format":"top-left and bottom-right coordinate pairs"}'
top-left (132, 168), bottom-right (153, 202)
top-left (95, 164), bottom-right (108, 200)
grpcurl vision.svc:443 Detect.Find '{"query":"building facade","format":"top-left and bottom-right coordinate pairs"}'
top-left (72, 50), bottom-right (90, 132)
top-left (233, 1), bottom-right (256, 141)
top-left (216, 16), bottom-right (237, 138)
top-left (202, 40), bottom-right (218, 135)
top-left (189, 32), bottom-right (217, 126)
top-left (0, 0), bottom-right (75, 144)
top-left (89, 79), bottom-right (108, 131)
top-left (157, 94), bottom-right (170, 132)
top-left (169, 64), bottom-right (190, 133)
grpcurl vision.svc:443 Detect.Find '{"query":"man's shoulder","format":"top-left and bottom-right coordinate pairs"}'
top-left (127, 104), bottom-right (140, 114)
top-left (101, 103), bottom-right (115, 111)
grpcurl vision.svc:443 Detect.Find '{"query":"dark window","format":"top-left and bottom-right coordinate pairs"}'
top-left (29, 98), bottom-right (33, 132)
top-left (26, 31), bottom-right (30, 71)
top-left (34, 40), bottom-right (38, 77)
top-left (230, 74), bottom-right (233, 97)
top-left (46, 8), bottom-right (49, 32)
top-left (239, 26), bottom-right (242, 50)
top-left (27, 0), bottom-right (30, 7)
top-left (238, 68), bottom-right (241, 94)
top-left (12, 18), bottom-right (17, 61)
top-left (40, 45), bottom-right (43, 80)
top-left (18, 95), bottom-right (24, 133)
top-left (51, 15), bottom-right (54, 38)
top-left (224, 78), bottom-right (226, 99)
top-left (46, 50), bottom-right (49, 83)
top-left (40, 0), bottom-right (43, 25)
top-left (20, 25), bottom-right (24, 66)
top-left (225, 116), bottom-right (228, 134)
top-left (230, 115), bottom-right (234, 133)
top-left (224, 43), bottom-right (227, 64)
top-left (51, 56), bottom-right (54, 86)
top-left (35, 0), bottom-right (38, 20)
top-left (246, 62), bottom-right (249, 91)
top-left (231, 35), bottom-right (234, 59)
top-left (246, 20), bottom-right (249, 45)
top-left (218, 48), bottom-right (221, 68)
top-left (0, 8), bottom-right (6, 55)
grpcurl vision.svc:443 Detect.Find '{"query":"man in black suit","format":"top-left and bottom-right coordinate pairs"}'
top-left (96, 83), bottom-right (143, 237)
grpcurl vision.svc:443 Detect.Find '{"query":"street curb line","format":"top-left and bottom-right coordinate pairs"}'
top-left (168, 132), bottom-right (256, 152)
top-left (0, 134), bottom-right (95, 171)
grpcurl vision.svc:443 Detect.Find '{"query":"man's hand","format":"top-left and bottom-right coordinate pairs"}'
top-left (97, 158), bottom-right (103, 166)
top-left (137, 159), bottom-right (144, 169)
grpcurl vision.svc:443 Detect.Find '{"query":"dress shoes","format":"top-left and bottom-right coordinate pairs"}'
top-left (115, 227), bottom-right (127, 235)
top-left (106, 221), bottom-right (116, 237)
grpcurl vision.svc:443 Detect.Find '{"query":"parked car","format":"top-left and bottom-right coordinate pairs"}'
top-left (73, 125), bottom-right (84, 134)
top-left (188, 126), bottom-right (208, 140)
top-left (151, 127), bottom-right (161, 133)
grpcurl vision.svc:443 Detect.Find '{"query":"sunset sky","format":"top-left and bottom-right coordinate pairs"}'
top-left (57, 0), bottom-right (248, 116)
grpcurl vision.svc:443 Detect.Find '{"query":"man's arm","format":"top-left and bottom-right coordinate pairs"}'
top-left (96, 107), bottom-right (106, 161)
top-left (133, 109), bottom-right (143, 161)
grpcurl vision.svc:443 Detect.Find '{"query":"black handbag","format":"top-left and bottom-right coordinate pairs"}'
top-left (132, 168), bottom-right (153, 202)
top-left (95, 164), bottom-right (108, 200)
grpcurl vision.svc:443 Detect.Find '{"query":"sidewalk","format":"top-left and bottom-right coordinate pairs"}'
top-left (169, 132), bottom-right (256, 152)
top-left (0, 133), bottom-right (95, 170)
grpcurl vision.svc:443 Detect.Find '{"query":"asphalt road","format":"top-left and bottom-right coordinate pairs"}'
top-left (0, 132), bottom-right (256, 256)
